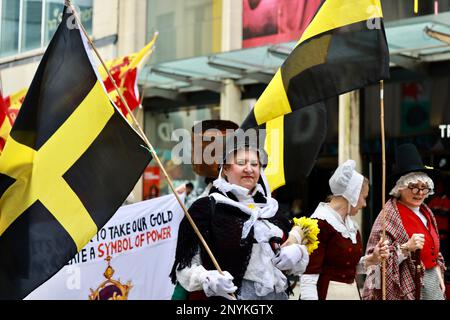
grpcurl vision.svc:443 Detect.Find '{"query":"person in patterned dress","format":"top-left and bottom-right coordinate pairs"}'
top-left (363, 143), bottom-right (446, 300)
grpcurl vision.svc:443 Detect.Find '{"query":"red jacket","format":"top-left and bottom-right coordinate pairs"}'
top-left (305, 219), bottom-right (363, 300)
top-left (397, 202), bottom-right (440, 270)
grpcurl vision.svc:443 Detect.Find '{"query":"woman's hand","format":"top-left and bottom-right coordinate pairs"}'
top-left (366, 238), bottom-right (389, 267)
top-left (202, 270), bottom-right (237, 300)
top-left (405, 233), bottom-right (425, 252)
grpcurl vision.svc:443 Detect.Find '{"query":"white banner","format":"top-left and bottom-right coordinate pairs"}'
top-left (26, 194), bottom-right (184, 300)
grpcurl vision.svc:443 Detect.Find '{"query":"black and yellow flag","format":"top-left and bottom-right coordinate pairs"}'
top-left (241, 0), bottom-right (389, 129)
top-left (0, 6), bottom-right (151, 299)
top-left (263, 103), bottom-right (327, 192)
top-left (242, 0), bottom-right (389, 191)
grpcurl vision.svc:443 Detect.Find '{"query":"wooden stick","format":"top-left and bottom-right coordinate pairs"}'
top-left (380, 80), bottom-right (387, 300)
top-left (66, 1), bottom-right (230, 290)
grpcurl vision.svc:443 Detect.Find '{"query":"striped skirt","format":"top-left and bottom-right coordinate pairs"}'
top-left (421, 268), bottom-right (445, 300)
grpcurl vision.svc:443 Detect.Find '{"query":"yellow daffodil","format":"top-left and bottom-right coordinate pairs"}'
top-left (292, 217), bottom-right (320, 255)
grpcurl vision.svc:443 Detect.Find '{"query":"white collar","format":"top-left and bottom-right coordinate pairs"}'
top-left (211, 169), bottom-right (278, 239)
top-left (311, 202), bottom-right (359, 244)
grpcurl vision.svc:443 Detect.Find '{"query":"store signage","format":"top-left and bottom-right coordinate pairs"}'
top-left (439, 124), bottom-right (450, 138)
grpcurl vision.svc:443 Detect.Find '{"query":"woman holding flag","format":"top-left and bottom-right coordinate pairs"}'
top-left (170, 132), bottom-right (309, 300)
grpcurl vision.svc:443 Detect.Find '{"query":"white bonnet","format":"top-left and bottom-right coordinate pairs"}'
top-left (329, 159), bottom-right (364, 207)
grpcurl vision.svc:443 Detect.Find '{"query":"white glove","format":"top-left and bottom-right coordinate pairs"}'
top-left (273, 244), bottom-right (304, 271)
top-left (202, 270), bottom-right (237, 300)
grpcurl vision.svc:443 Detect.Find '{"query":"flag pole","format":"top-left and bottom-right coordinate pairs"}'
top-left (66, 1), bottom-right (229, 283)
top-left (380, 80), bottom-right (387, 300)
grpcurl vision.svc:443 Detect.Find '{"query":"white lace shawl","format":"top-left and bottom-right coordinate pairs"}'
top-left (210, 169), bottom-right (287, 296)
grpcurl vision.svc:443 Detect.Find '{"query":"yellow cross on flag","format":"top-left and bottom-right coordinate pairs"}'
top-left (0, 5), bottom-right (151, 300)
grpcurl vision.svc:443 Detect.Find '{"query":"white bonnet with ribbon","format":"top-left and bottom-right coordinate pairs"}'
top-left (329, 159), bottom-right (364, 207)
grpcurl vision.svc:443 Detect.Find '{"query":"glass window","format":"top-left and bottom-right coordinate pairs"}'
top-left (0, 0), bottom-right (92, 57)
top-left (0, 0), bottom-right (20, 57)
top-left (45, 0), bottom-right (92, 45)
top-left (22, 0), bottom-right (43, 51)
top-left (146, 0), bottom-right (217, 63)
top-left (155, 12), bottom-right (176, 62)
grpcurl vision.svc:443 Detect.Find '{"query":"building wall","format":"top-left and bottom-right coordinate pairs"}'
top-left (0, 0), bottom-right (146, 95)
top-left (146, 0), bottom-right (220, 63)
top-left (92, 0), bottom-right (118, 60)
top-left (0, 59), bottom-right (39, 94)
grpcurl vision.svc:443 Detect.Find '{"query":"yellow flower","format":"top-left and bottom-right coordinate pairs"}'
top-left (292, 217), bottom-right (320, 255)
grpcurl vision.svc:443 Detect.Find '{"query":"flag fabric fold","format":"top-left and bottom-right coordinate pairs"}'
top-left (0, 6), bottom-right (152, 300)
top-left (241, 0), bottom-right (389, 192)
top-left (241, 0), bottom-right (389, 129)
top-left (263, 103), bottom-right (328, 192)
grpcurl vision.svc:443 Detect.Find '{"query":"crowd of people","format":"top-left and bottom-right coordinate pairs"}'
top-left (169, 133), bottom-right (446, 300)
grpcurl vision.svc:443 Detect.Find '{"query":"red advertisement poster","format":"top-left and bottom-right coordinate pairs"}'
top-left (143, 166), bottom-right (161, 200)
top-left (242, 0), bottom-right (322, 48)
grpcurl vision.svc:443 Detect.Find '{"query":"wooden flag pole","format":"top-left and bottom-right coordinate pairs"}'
top-left (66, 1), bottom-right (230, 289)
top-left (380, 80), bottom-right (387, 300)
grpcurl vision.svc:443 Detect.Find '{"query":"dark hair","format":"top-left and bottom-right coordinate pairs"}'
top-left (186, 182), bottom-right (194, 189)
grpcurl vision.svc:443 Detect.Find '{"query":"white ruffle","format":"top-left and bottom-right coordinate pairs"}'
top-left (211, 169), bottom-right (287, 296)
top-left (212, 169), bottom-right (278, 239)
top-left (311, 203), bottom-right (359, 244)
top-left (244, 235), bottom-right (288, 296)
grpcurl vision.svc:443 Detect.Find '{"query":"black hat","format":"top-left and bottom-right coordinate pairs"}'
top-left (390, 143), bottom-right (435, 184)
top-left (222, 129), bottom-right (268, 168)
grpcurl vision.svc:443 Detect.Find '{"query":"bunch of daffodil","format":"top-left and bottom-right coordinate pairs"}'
top-left (284, 217), bottom-right (320, 255)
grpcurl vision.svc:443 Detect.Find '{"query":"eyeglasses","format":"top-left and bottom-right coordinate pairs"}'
top-left (407, 186), bottom-right (431, 195)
